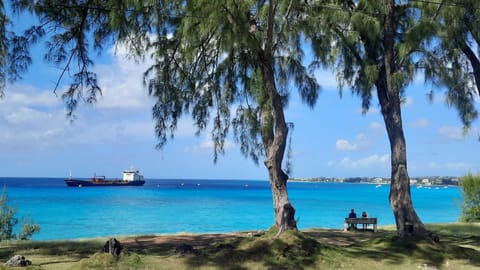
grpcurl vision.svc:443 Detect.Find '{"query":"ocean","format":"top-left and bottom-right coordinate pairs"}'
top-left (0, 178), bottom-right (462, 240)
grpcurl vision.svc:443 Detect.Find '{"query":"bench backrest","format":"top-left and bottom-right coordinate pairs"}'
top-left (345, 218), bottom-right (377, 224)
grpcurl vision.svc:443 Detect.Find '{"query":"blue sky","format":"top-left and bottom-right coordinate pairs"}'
top-left (0, 34), bottom-right (478, 180)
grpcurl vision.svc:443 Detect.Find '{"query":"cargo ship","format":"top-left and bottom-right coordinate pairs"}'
top-left (65, 168), bottom-right (145, 187)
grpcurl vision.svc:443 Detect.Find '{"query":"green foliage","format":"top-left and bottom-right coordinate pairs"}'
top-left (312, 0), bottom-right (434, 112)
top-left (11, 1), bottom-right (321, 166)
top-left (10, 0), bottom-right (161, 117)
top-left (18, 215), bottom-right (41, 240)
top-left (75, 252), bottom-right (146, 270)
top-left (420, 0), bottom-right (480, 129)
top-left (0, 1), bottom-right (37, 98)
top-left (0, 186), bottom-right (40, 241)
top-left (141, 0), bottom-right (321, 165)
top-left (459, 173), bottom-right (480, 222)
top-left (0, 187), bottom-right (18, 241)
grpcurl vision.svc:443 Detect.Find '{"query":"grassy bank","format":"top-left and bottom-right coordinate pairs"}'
top-left (0, 223), bottom-right (479, 269)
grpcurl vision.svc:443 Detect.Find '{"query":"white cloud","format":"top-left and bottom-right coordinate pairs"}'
top-left (94, 44), bottom-right (156, 111)
top-left (356, 133), bottom-right (368, 142)
top-left (0, 41), bottom-right (162, 152)
top-left (0, 85), bottom-right (69, 150)
top-left (336, 139), bottom-right (357, 151)
top-left (2, 84), bottom-right (59, 108)
top-left (184, 136), bottom-right (235, 154)
top-left (336, 132), bottom-right (374, 152)
top-left (4, 107), bottom-right (53, 124)
top-left (438, 126), bottom-right (464, 140)
top-left (314, 69), bottom-right (339, 90)
top-left (67, 120), bottom-right (155, 145)
top-left (337, 154), bottom-right (390, 170)
top-left (410, 118), bottom-right (429, 128)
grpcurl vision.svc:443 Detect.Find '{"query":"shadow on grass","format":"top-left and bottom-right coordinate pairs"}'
top-left (304, 229), bottom-right (381, 246)
top-left (182, 231), bottom-right (320, 270)
top-left (1, 225), bottom-right (479, 269)
top-left (328, 230), bottom-right (480, 269)
top-left (183, 228), bottom-right (480, 269)
top-left (124, 233), bottom-right (242, 256)
top-left (0, 239), bottom-right (104, 263)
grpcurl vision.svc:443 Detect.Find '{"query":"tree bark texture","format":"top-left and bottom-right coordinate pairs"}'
top-left (378, 0), bottom-right (426, 237)
top-left (377, 80), bottom-right (426, 237)
top-left (254, 0), bottom-right (297, 236)
top-left (258, 53), bottom-right (297, 235)
top-left (459, 41), bottom-right (480, 94)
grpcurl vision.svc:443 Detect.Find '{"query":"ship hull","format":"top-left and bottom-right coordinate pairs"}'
top-left (65, 179), bottom-right (145, 187)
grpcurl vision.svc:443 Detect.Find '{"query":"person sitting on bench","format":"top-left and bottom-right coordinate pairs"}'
top-left (348, 209), bottom-right (357, 230)
top-left (361, 211), bottom-right (368, 230)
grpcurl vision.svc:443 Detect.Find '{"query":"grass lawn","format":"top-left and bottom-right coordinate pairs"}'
top-left (0, 223), bottom-right (479, 269)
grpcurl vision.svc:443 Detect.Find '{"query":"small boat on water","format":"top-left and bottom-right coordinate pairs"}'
top-left (65, 168), bottom-right (145, 187)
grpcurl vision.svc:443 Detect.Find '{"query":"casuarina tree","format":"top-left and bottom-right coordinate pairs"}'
top-left (12, 0), bottom-right (320, 236)
top-left (305, 0), bottom-right (440, 237)
top-left (141, 0), bottom-right (322, 234)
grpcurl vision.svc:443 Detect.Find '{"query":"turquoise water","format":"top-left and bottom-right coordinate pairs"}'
top-left (0, 178), bottom-right (462, 240)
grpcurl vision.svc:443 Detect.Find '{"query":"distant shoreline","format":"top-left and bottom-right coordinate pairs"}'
top-left (289, 176), bottom-right (460, 186)
top-left (289, 179), bottom-right (457, 187)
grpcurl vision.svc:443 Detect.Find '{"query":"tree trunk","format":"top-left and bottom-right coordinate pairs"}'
top-left (255, 0), bottom-right (296, 236)
top-left (379, 0), bottom-right (426, 237)
top-left (262, 65), bottom-right (297, 235)
top-left (459, 41), bottom-right (480, 94)
top-left (377, 80), bottom-right (426, 237)
top-left (258, 55), bottom-right (297, 236)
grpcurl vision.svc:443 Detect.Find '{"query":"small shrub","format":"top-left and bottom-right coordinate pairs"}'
top-left (0, 186), bottom-right (18, 241)
top-left (19, 215), bottom-right (41, 240)
top-left (459, 173), bottom-right (480, 222)
top-left (0, 186), bottom-right (40, 240)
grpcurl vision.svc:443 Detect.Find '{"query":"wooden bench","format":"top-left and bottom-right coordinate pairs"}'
top-left (344, 218), bottom-right (377, 232)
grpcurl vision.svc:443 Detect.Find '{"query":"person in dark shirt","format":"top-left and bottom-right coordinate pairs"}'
top-left (347, 209), bottom-right (357, 230)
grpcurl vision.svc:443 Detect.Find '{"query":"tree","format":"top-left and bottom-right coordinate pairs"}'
top-left (13, 0), bottom-right (320, 235)
top-left (0, 186), bottom-right (40, 241)
top-left (142, 0), bottom-right (321, 234)
top-left (421, 0), bottom-right (479, 129)
top-left (307, 0), bottom-right (438, 237)
top-left (459, 173), bottom-right (480, 222)
top-left (0, 1), bottom-right (33, 98)
top-left (10, 0), bottom-right (117, 117)
top-left (0, 187), bottom-right (17, 241)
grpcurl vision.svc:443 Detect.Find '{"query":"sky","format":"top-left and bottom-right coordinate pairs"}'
top-left (0, 24), bottom-right (479, 180)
